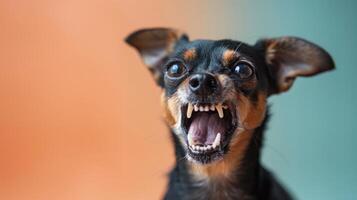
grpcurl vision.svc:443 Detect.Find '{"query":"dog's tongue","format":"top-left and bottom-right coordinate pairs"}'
top-left (188, 112), bottom-right (228, 145)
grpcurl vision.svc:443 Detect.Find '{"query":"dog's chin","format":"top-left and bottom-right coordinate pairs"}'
top-left (180, 102), bottom-right (238, 165)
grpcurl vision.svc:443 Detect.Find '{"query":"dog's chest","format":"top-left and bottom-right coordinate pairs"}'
top-left (185, 179), bottom-right (255, 200)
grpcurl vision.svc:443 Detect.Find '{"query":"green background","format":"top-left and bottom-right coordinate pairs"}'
top-left (185, 0), bottom-right (357, 199)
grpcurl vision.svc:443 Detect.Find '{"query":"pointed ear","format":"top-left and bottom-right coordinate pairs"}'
top-left (125, 28), bottom-right (189, 87)
top-left (255, 37), bottom-right (335, 94)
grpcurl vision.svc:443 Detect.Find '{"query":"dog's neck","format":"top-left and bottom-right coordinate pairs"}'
top-left (165, 115), bottom-right (268, 200)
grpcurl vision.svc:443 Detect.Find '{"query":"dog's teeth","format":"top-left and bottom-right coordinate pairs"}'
top-left (199, 106), bottom-right (204, 111)
top-left (204, 106), bottom-right (209, 111)
top-left (210, 105), bottom-right (215, 111)
top-left (187, 133), bottom-right (194, 146)
top-left (216, 104), bottom-right (224, 118)
top-left (222, 105), bottom-right (228, 109)
top-left (190, 144), bottom-right (218, 152)
top-left (187, 103), bottom-right (193, 119)
top-left (212, 133), bottom-right (221, 148)
top-left (194, 105), bottom-right (199, 112)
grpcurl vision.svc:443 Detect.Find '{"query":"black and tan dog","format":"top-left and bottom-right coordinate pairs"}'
top-left (125, 28), bottom-right (334, 200)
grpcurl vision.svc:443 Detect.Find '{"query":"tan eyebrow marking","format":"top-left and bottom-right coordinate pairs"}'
top-left (222, 49), bottom-right (239, 66)
top-left (183, 48), bottom-right (196, 61)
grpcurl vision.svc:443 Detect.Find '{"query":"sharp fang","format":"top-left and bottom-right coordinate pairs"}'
top-left (210, 105), bottom-right (215, 111)
top-left (213, 133), bottom-right (221, 148)
top-left (216, 104), bottom-right (224, 118)
top-left (204, 106), bottom-right (209, 111)
top-left (187, 103), bottom-right (193, 118)
top-left (187, 133), bottom-right (194, 146)
top-left (199, 106), bottom-right (204, 111)
top-left (194, 105), bottom-right (199, 111)
top-left (223, 105), bottom-right (228, 109)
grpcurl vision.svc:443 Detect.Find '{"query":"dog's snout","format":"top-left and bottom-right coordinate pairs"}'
top-left (189, 73), bottom-right (218, 96)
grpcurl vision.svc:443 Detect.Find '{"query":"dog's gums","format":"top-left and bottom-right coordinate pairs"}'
top-left (182, 102), bottom-right (238, 164)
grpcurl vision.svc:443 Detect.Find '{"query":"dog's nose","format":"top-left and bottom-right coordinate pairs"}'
top-left (189, 73), bottom-right (218, 96)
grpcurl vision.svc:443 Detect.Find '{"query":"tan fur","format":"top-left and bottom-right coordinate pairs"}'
top-left (242, 78), bottom-right (258, 89)
top-left (161, 92), bottom-right (178, 126)
top-left (161, 78), bottom-right (190, 127)
top-left (217, 74), bottom-right (232, 88)
top-left (183, 48), bottom-right (196, 61)
top-left (222, 50), bottom-right (239, 66)
top-left (237, 92), bottom-right (267, 130)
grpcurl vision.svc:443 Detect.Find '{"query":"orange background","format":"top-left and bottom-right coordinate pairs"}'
top-left (0, 1), bottom-right (206, 199)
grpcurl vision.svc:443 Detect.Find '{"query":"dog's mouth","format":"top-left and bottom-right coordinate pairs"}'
top-left (181, 102), bottom-right (238, 164)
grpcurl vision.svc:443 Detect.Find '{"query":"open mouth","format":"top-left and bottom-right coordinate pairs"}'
top-left (181, 103), bottom-right (238, 164)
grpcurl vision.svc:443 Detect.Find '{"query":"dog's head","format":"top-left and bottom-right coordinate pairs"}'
top-left (125, 28), bottom-right (334, 165)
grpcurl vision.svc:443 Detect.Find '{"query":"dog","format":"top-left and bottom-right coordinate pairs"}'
top-left (125, 28), bottom-right (334, 200)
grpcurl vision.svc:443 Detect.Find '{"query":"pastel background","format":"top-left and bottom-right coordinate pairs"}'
top-left (0, 0), bottom-right (356, 200)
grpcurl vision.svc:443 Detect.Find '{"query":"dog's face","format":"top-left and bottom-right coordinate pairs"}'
top-left (126, 28), bottom-right (334, 165)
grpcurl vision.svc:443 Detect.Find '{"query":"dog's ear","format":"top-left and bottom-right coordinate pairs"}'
top-left (125, 28), bottom-right (189, 87)
top-left (255, 37), bottom-right (335, 94)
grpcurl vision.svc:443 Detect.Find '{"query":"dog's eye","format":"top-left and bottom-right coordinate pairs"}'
top-left (167, 62), bottom-right (187, 78)
top-left (233, 62), bottom-right (253, 79)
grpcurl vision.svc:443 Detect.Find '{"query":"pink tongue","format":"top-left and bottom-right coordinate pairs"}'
top-left (188, 112), bottom-right (228, 145)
